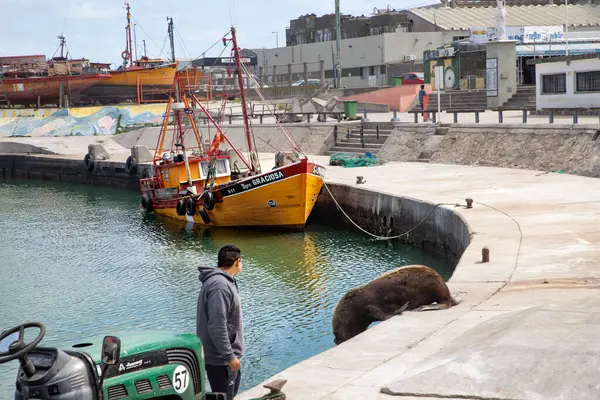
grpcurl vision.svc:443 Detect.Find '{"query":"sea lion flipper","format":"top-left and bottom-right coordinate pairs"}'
top-left (414, 302), bottom-right (450, 312)
top-left (394, 302), bottom-right (410, 315)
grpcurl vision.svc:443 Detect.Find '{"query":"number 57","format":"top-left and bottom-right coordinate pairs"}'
top-left (175, 370), bottom-right (188, 391)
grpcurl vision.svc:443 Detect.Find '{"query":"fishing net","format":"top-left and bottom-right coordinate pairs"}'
top-left (329, 152), bottom-right (384, 168)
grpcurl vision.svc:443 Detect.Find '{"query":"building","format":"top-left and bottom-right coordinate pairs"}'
top-left (255, 2), bottom-right (600, 90)
top-left (534, 54), bottom-right (600, 109)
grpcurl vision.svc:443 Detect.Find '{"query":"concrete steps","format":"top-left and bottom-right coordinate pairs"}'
top-left (500, 85), bottom-right (536, 109)
top-left (417, 125), bottom-right (449, 162)
top-left (409, 90), bottom-right (488, 112)
top-left (329, 124), bottom-right (394, 155)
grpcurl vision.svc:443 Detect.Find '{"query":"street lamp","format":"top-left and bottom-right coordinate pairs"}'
top-left (272, 31), bottom-right (279, 48)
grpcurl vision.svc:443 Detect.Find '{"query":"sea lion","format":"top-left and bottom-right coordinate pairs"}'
top-left (332, 265), bottom-right (462, 345)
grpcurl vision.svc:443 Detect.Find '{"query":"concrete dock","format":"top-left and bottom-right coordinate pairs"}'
top-left (238, 159), bottom-right (600, 400)
top-left (1, 134), bottom-right (600, 399)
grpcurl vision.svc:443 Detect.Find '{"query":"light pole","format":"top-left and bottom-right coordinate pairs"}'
top-left (565, 0), bottom-right (569, 56)
top-left (272, 31), bottom-right (279, 48)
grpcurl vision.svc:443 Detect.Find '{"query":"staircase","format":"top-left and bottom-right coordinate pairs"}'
top-left (409, 90), bottom-right (488, 112)
top-left (499, 85), bottom-right (536, 109)
top-left (328, 122), bottom-right (394, 155)
top-left (417, 125), bottom-right (449, 163)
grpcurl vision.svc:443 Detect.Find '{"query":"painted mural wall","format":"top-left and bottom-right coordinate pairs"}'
top-left (0, 104), bottom-right (166, 137)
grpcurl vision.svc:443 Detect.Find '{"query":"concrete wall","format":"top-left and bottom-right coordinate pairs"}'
top-left (429, 124), bottom-right (600, 177)
top-left (0, 154), bottom-right (152, 190)
top-left (313, 183), bottom-right (470, 265)
top-left (487, 41), bottom-right (518, 109)
top-left (113, 124), bottom-right (335, 156)
top-left (0, 104), bottom-right (165, 137)
top-left (536, 57), bottom-right (600, 109)
top-left (254, 31), bottom-right (447, 89)
top-left (378, 124), bottom-right (437, 161)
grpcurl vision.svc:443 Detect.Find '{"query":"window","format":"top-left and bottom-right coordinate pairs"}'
top-left (542, 73), bottom-right (566, 94)
top-left (576, 71), bottom-right (600, 92)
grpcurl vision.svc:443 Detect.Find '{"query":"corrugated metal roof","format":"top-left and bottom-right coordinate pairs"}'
top-left (409, 4), bottom-right (600, 31)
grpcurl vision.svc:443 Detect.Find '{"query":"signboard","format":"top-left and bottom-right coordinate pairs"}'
top-left (471, 25), bottom-right (564, 44)
top-left (486, 58), bottom-right (498, 97)
top-left (193, 56), bottom-right (257, 67)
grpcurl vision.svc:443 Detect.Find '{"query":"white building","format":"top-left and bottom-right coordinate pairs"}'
top-left (535, 55), bottom-right (600, 109)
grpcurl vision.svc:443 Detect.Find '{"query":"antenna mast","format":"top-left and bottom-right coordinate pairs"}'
top-left (167, 17), bottom-right (175, 63)
top-left (124, 2), bottom-right (133, 67)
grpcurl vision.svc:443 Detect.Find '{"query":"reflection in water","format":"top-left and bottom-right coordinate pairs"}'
top-left (0, 178), bottom-right (454, 395)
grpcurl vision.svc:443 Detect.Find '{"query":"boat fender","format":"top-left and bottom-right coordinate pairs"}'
top-left (199, 208), bottom-right (211, 224)
top-left (202, 191), bottom-right (215, 211)
top-left (141, 194), bottom-right (153, 212)
top-left (176, 199), bottom-right (186, 216)
top-left (186, 198), bottom-right (197, 216)
top-left (125, 155), bottom-right (137, 175)
top-left (84, 153), bottom-right (94, 172)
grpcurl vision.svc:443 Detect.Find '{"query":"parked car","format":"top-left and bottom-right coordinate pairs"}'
top-left (401, 72), bottom-right (425, 85)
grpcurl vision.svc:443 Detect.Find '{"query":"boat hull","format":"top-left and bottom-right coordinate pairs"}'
top-left (151, 159), bottom-right (325, 229)
top-left (1, 74), bottom-right (111, 106)
top-left (80, 64), bottom-right (177, 104)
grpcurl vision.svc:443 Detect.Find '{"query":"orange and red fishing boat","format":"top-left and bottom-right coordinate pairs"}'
top-left (138, 27), bottom-right (325, 229)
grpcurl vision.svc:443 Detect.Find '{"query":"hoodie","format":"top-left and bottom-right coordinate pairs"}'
top-left (196, 266), bottom-right (245, 366)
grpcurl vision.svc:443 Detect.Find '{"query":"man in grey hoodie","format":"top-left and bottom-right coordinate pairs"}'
top-left (196, 244), bottom-right (245, 399)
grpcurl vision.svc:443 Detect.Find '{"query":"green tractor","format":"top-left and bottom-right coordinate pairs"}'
top-left (0, 322), bottom-right (287, 400)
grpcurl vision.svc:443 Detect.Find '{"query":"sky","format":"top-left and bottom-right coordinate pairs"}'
top-left (1, 0), bottom-right (437, 68)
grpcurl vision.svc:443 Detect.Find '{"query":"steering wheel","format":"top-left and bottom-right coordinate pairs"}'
top-left (0, 322), bottom-right (45, 364)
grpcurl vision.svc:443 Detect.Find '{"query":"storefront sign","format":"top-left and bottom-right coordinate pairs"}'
top-left (471, 25), bottom-right (564, 44)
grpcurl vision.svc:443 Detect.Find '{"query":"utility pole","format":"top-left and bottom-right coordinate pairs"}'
top-left (335, 0), bottom-right (342, 88)
top-left (167, 17), bottom-right (175, 63)
top-left (565, 0), bottom-right (569, 56)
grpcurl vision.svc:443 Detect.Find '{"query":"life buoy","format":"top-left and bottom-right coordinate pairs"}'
top-left (121, 50), bottom-right (129, 60)
top-left (141, 194), bottom-right (153, 212)
top-left (125, 155), bottom-right (137, 175)
top-left (185, 197), bottom-right (197, 216)
top-left (84, 153), bottom-right (94, 172)
top-left (176, 199), bottom-right (186, 216)
top-left (199, 208), bottom-right (211, 224)
top-left (202, 191), bottom-right (215, 211)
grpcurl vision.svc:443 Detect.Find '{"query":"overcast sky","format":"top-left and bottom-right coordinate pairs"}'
top-left (1, 0), bottom-right (437, 68)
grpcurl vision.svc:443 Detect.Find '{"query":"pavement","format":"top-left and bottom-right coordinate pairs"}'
top-left (236, 158), bottom-right (600, 400)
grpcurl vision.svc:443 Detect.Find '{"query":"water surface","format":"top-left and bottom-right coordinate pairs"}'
top-left (0, 178), bottom-right (454, 395)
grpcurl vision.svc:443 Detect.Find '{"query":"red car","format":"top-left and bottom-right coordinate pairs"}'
top-left (401, 72), bottom-right (425, 85)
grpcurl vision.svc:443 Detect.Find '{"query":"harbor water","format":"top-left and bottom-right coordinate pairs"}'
top-left (0, 178), bottom-right (455, 396)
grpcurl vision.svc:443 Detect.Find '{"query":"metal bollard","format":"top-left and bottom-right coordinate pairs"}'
top-left (376, 125), bottom-right (380, 140)
top-left (363, 107), bottom-right (370, 122)
top-left (391, 107), bottom-right (400, 122)
top-left (475, 111), bottom-right (480, 124)
top-left (482, 247), bottom-right (490, 263)
top-left (498, 110), bottom-right (503, 123)
top-left (549, 110), bottom-right (554, 124)
top-left (522, 109), bottom-right (527, 123)
top-left (573, 111), bottom-right (578, 124)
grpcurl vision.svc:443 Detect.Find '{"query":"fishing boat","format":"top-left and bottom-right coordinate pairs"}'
top-left (80, 2), bottom-right (177, 104)
top-left (0, 38), bottom-right (111, 107)
top-left (138, 27), bottom-right (325, 229)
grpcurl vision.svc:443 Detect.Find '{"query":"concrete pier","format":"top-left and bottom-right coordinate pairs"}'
top-left (2, 135), bottom-right (600, 399)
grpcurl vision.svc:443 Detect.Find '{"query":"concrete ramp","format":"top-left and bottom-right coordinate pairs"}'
top-left (0, 136), bottom-right (130, 159)
top-left (381, 306), bottom-right (600, 399)
top-left (341, 84), bottom-right (431, 112)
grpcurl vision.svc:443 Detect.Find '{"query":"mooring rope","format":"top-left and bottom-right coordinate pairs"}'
top-left (322, 180), bottom-right (464, 241)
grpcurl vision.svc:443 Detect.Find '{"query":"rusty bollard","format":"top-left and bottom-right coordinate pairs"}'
top-left (465, 198), bottom-right (473, 209)
top-left (259, 379), bottom-right (287, 399)
top-left (482, 247), bottom-right (490, 263)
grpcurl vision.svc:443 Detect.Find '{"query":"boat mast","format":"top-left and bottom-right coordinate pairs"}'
top-left (167, 17), bottom-right (175, 63)
top-left (125, 2), bottom-right (133, 67)
top-left (230, 27), bottom-right (259, 172)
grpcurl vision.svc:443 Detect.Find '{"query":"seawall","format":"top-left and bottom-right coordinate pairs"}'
top-left (313, 184), bottom-right (470, 266)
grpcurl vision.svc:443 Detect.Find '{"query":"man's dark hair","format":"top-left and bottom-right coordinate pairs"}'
top-left (218, 244), bottom-right (241, 268)
top-left (421, 84), bottom-right (425, 89)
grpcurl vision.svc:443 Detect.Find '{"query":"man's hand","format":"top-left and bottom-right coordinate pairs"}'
top-left (227, 357), bottom-right (241, 372)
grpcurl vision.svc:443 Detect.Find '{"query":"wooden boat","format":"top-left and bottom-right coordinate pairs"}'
top-left (138, 27), bottom-right (325, 230)
top-left (1, 74), bottom-right (110, 106)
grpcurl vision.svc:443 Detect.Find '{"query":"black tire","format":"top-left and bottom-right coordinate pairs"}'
top-left (199, 208), bottom-right (211, 224)
top-left (125, 155), bottom-right (137, 175)
top-left (141, 194), bottom-right (153, 212)
top-left (176, 199), bottom-right (186, 216)
top-left (202, 191), bottom-right (216, 211)
top-left (84, 153), bottom-right (94, 172)
top-left (185, 198), bottom-right (197, 216)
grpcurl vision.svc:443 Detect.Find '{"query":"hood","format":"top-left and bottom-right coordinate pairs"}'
top-left (198, 265), bottom-right (234, 284)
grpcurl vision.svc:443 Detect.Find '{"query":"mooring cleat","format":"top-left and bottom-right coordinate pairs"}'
top-left (260, 379), bottom-right (288, 399)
